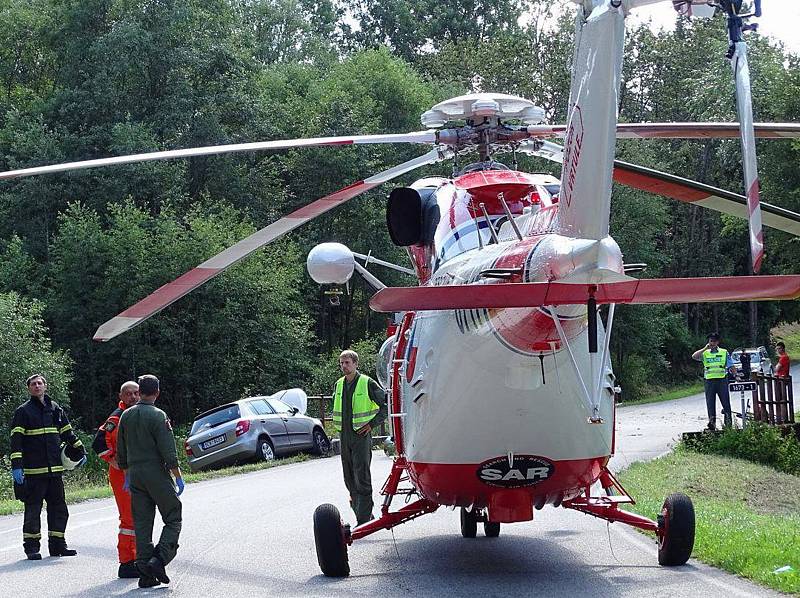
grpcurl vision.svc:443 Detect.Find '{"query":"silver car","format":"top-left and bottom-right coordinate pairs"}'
top-left (186, 396), bottom-right (330, 471)
top-left (731, 346), bottom-right (774, 376)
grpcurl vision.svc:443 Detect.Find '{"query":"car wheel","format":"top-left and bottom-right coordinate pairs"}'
top-left (311, 428), bottom-right (331, 456)
top-left (257, 436), bottom-right (275, 462)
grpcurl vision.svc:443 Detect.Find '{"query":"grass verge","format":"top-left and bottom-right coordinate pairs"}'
top-left (618, 448), bottom-right (800, 595)
top-left (772, 321), bottom-right (800, 360)
top-left (620, 382), bottom-right (704, 407)
top-left (0, 453), bottom-right (312, 516)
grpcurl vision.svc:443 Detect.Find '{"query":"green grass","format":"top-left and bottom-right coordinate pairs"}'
top-left (771, 321), bottom-right (800, 362)
top-left (0, 453), bottom-right (312, 516)
top-left (620, 382), bottom-right (704, 407)
top-left (618, 449), bottom-right (800, 595)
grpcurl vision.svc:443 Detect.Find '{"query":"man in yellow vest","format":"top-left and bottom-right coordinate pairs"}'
top-left (692, 332), bottom-right (734, 430)
top-left (333, 349), bottom-right (387, 525)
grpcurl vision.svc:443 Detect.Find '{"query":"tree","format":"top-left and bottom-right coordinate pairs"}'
top-left (0, 291), bottom-right (73, 456)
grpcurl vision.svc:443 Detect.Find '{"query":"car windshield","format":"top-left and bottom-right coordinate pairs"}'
top-left (732, 350), bottom-right (761, 364)
top-left (190, 405), bottom-right (240, 435)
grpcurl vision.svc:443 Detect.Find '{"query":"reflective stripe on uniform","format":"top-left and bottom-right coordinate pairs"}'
top-left (23, 533), bottom-right (41, 539)
top-left (72, 440), bottom-right (83, 448)
top-left (11, 426), bottom-right (25, 436)
top-left (119, 528), bottom-right (136, 536)
top-left (10, 452), bottom-right (22, 460)
top-left (23, 465), bottom-right (65, 475)
top-left (59, 424), bottom-right (73, 433)
top-left (48, 531), bottom-right (65, 538)
top-left (22, 427), bottom-right (59, 435)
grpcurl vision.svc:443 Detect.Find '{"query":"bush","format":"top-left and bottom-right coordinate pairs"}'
top-left (683, 422), bottom-right (800, 476)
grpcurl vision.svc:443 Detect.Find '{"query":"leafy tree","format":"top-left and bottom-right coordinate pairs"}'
top-left (0, 291), bottom-right (72, 456)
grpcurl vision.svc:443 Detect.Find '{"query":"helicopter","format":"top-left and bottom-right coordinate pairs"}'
top-left (2, 0), bottom-right (800, 579)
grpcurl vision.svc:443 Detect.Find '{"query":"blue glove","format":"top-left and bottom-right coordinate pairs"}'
top-left (76, 456), bottom-right (87, 468)
top-left (123, 473), bottom-right (130, 493)
top-left (12, 468), bottom-right (24, 485)
top-left (175, 477), bottom-right (184, 496)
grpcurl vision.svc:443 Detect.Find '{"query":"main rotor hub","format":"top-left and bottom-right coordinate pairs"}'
top-left (421, 93), bottom-right (545, 128)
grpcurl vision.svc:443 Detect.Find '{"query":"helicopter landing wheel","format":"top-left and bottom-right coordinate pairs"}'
top-left (657, 493), bottom-right (695, 566)
top-left (313, 503), bottom-right (350, 577)
top-left (460, 507), bottom-right (478, 538)
top-left (484, 521), bottom-right (500, 537)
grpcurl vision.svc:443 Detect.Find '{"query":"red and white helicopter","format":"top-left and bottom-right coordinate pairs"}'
top-left (2, 0), bottom-right (800, 578)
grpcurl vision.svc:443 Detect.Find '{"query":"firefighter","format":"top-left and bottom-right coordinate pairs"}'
top-left (117, 374), bottom-right (184, 589)
top-left (333, 350), bottom-right (388, 525)
top-left (9, 373), bottom-right (86, 560)
top-left (91, 380), bottom-right (140, 578)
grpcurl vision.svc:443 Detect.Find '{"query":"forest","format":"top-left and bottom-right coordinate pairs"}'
top-left (0, 0), bottom-right (799, 451)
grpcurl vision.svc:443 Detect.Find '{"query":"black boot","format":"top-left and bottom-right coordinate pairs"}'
top-left (147, 555), bottom-right (170, 584)
top-left (118, 560), bottom-right (139, 578)
top-left (26, 552), bottom-right (42, 560)
top-left (49, 543), bottom-right (77, 557)
top-left (135, 561), bottom-right (161, 588)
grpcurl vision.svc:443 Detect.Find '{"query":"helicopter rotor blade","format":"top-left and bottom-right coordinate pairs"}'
top-left (523, 122), bottom-right (800, 140)
top-left (0, 131), bottom-right (437, 181)
top-left (521, 141), bottom-right (800, 236)
top-left (613, 160), bottom-right (800, 237)
top-left (93, 146), bottom-right (452, 342)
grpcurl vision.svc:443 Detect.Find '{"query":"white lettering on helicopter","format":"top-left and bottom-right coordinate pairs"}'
top-left (476, 455), bottom-right (555, 488)
top-left (561, 104), bottom-right (584, 208)
top-left (478, 467), bottom-right (551, 482)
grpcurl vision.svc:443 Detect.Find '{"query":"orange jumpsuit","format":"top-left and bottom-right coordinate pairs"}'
top-left (92, 401), bottom-right (136, 563)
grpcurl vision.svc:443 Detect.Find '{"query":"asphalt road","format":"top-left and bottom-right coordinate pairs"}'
top-left (1, 383), bottom-right (790, 598)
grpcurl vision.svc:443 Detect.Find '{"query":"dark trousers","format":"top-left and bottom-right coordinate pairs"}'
top-left (340, 433), bottom-right (374, 525)
top-left (22, 475), bottom-right (68, 553)
top-left (704, 378), bottom-right (732, 419)
top-left (130, 466), bottom-right (182, 566)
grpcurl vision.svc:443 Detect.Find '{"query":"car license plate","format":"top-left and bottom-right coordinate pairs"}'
top-left (200, 434), bottom-right (226, 450)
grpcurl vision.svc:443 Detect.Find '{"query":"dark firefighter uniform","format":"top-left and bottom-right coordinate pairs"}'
top-left (92, 401), bottom-right (136, 564)
top-left (9, 395), bottom-right (86, 556)
top-left (117, 403), bottom-right (182, 569)
top-left (333, 373), bottom-right (387, 525)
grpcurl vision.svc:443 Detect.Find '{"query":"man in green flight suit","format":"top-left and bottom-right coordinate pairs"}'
top-left (117, 374), bottom-right (184, 588)
top-left (333, 349), bottom-right (388, 526)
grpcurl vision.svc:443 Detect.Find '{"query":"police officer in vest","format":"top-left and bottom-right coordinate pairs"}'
top-left (333, 349), bottom-right (388, 525)
top-left (9, 373), bottom-right (86, 560)
top-left (117, 374), bottom-right (184, 588)
top-left (692, 332), bottom-right (735, 430)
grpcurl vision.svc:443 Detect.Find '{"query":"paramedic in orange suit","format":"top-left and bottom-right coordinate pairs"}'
top-left (92, 381), bottom-right (140, 578)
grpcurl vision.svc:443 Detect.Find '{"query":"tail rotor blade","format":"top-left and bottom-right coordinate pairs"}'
top-left (93, 147), bottom-right (451, 341)
top-left (0, 131), bottom-right (437, 181)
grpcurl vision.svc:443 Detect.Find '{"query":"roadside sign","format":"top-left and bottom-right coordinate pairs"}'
top-left (729, 381), bottom-right (757, 393)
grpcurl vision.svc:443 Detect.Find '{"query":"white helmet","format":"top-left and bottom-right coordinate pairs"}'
top-left (60, 444), bottom-right (82, 471)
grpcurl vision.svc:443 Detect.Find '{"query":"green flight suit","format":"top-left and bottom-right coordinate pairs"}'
top-left (337, 373), bottom-right (387, 525)
top-left (117, 402), bottom-right (182, 566)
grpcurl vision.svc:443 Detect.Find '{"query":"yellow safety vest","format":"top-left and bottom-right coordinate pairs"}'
top-left (702, 348), bottom-right (729, 379)
top-left (332, 375), bottom-right (379, 433)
